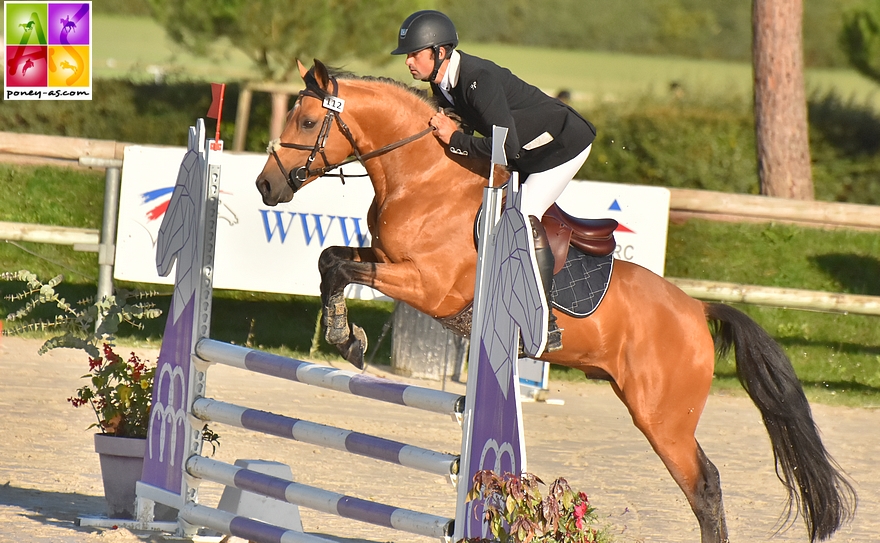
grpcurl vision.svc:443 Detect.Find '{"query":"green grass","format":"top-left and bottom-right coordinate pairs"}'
top-left (665, 220), bottom-right (880, 407)
top-left (0, 165), bottom-right (105, 284)
top-left (0, 165), bottom-right (104, 229)
top-left (667, 220), bottom-right (880, 293)
top-left (90, 15), bottom-right (258, 82)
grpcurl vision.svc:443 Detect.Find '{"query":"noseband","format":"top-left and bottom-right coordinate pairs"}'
top-left (268, 75), bottom-right (433, 193)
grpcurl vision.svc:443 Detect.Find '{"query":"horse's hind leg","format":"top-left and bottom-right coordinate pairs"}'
top-left (621, 387), bottom-right (729, 543)
top-left (675, 441), bottom-right (728, 543)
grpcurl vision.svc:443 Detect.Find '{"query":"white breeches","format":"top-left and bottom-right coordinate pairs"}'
top-left (520, 144), bottom-right (592, 219)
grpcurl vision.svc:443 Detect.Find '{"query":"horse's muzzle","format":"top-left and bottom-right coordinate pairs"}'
top-left (256, 175), bottom-right (291, 206)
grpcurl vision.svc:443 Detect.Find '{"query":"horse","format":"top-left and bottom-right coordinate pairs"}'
top-left (254, 59), bottom-right (855, 543)
top-left (60, 16), bottom-right (76, 33)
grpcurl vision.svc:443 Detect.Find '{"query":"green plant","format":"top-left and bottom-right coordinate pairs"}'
top-left (68, 343), bottom-right (155, 438)
top-left (461, 470), bottom-right (610, 543)
top-left (0, 270), bottom-right (161, 357)
top-left (2, 270), bottom-right (161, 438)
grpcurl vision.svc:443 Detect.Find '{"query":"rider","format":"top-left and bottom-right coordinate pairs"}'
top-left (392, 10), bottom-right (597, 352)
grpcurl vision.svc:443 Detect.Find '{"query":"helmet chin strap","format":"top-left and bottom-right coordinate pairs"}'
top-left (425, 45), bottom-right (444, 83)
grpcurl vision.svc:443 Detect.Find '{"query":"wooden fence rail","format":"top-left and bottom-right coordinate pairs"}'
top-left (0, 131), bottom-right (129, 168)
top-left (669, 279), bottom-right (880, 317)
top-left (668, 188), bottom-right (880, 231)
top-left (0, 221), bottom-right (99, 248)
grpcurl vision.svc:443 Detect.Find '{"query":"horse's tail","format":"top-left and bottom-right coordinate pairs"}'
top-left (705, 302), bottom-right (856, 542)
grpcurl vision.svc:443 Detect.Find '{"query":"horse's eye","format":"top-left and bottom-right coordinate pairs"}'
top-left (302, 119), bottom-right (317, 130)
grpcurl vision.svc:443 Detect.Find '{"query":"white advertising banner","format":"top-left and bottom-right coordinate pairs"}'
top-left (114, 145), bottom-right (671, 299)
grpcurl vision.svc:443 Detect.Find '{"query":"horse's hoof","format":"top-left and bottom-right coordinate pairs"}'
top-left (546, 328), bottom-right (563, 353)
top-left (323, 295), bottom-right (349, 345)
top-left (338, 324), bottom-right (368, 370)
top-left (546, 312), bottom-right (563, 352)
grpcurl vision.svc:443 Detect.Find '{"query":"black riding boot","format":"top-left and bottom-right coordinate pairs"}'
top-left (529, 216), bottom-right (562, 352)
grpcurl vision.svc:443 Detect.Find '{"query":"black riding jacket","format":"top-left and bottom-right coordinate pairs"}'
top-left (431, 51), bottom-right (596, 174)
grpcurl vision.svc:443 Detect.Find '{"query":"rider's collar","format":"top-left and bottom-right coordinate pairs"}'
top-left (438, 50), bottom-right (461, 91)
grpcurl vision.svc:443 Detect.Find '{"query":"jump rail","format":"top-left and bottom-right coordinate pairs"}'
top-left (190, 397), bottom-right (459, 477)
top-left (196, 339), bottom-right (465, 416)
top-left (186, 456), bottom-right (453, 539)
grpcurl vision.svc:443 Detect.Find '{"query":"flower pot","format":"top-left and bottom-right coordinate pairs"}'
top-left (94, 434), bottom-right (146, 519)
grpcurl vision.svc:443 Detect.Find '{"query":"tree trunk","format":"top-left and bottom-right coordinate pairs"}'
top-left (752, 0), bottom-right (814, 200)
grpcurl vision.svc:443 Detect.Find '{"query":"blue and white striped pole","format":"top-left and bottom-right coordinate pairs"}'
top-left (187, 456), bottom-right (453, 540)
top-left (196, 339), bottom-right (465, 416)
top-left (181, 502), bottom-right (335, 543)
top-left (192, 398), bottom-right (459, 477)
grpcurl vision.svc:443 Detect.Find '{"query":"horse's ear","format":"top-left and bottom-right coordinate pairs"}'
top-left (297, 59), bottom-right (308, 80)
top-left (312, 59), bottom-right (332, 91)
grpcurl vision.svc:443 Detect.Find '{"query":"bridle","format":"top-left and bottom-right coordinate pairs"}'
top-left (267, 74), bottom-right (433, 193)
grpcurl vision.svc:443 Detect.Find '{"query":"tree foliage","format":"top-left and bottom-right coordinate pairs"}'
top-left (438, 0), bottom-right (857, 68)
top-left (840, 0), bottom-right (880, 83)
top-left (146, 0), bottom-right (429, 81)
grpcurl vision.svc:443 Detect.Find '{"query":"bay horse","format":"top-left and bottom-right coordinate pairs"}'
top-left (254, 59), bottom-right (855, 543)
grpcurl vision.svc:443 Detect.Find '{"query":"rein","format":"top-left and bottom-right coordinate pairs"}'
top-left (268, 76), bottom-right (433, 193)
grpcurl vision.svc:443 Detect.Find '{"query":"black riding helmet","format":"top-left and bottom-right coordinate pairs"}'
top-left (391, 10), bottom-right (458, 82)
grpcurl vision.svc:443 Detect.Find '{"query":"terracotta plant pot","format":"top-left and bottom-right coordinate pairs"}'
top-left (93, 434), bottom-right (146, 519)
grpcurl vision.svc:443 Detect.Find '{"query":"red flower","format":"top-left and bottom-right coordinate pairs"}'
top-left (68, 343), bottom-right (156, 438)
top-left (574, 502), bottom-right (588, 530)
top-left (88, 356), bottom-right (103, 371)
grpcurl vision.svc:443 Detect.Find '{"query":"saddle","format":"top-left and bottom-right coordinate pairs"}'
top-left (541, 204), bottom-right (617, 274)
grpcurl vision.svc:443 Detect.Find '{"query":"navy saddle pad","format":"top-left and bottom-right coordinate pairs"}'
top-left (551, 246), bottom-right (614, 318)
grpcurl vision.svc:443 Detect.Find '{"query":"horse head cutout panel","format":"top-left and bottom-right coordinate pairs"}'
top-left (254, 60), bottom-right (855, 543)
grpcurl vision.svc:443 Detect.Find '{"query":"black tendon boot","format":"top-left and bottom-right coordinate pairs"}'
top-left (529, 216), bottom-right (563, 352)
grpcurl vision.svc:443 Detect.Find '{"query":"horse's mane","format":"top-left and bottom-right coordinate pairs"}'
top-left (305, 65), bottom-right (434, 108)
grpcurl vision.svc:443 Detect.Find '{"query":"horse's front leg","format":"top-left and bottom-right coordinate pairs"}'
top-left (318, 245), bottom-right (426, 369)
top-left (318, 246), bottom-right (384, 369)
